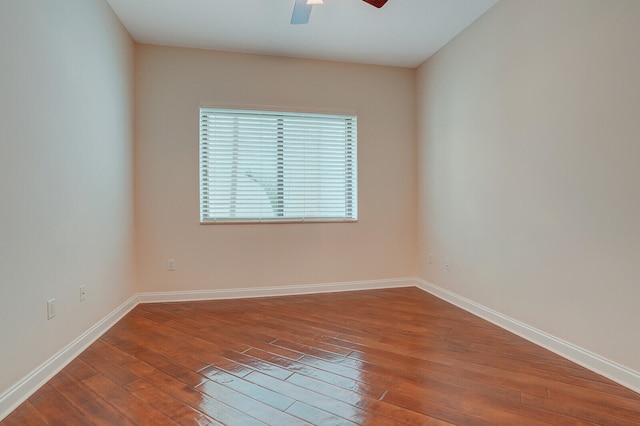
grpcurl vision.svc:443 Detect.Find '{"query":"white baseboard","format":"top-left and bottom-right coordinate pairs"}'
top-left (0, 277), bottom-right (413, 421)
top-left (4, 277), bottom-right (638, 422)
top-left (138, 277), bottom-right (415, 303)
top-left (414, 278), bottom-right (640, 395)
top-left (0, 295), bottom-right (138, 421)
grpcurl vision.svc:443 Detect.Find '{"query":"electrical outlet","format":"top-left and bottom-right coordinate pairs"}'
top-left (445, 257), bottom-right (451, 271)
top-left (168, 258), bottom-right (176, 271)
top-left (47, 298), bottom-right (56, 320)
top-left (80, 285), bottom-right (86, 302)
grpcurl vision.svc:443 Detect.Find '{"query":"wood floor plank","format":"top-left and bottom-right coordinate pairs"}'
top-left (0, 402), bottom-right (46, 426)
top-left (81, 374), bottom-right (178, 425)
top-left (3, 287), bottom-right (640, 425)
top-left (285, 372), bottom-right (452, 425)
top-left (125, 378), bottom-right (224, 426)
top-left (48, 371), bottom-right (136, 426)
top-left (521, 391), bottom-right (639, 425)
top-left (382, 380), bottom-right (589, 425)
top-left (202, 366), bottom-right (296, 411)
top-left (25, 384), bottom-right (89, 425)
top-left (62, 357), bottom-right (99, 382)
top-left (196, 378), bottom-right (309, 425)
top-left (243, 346), bottom-right (388, 399)
top-left (245, 370), bottom-right (400, 426)
top-left (78, 346), bottom-right (141, 387)
top-left (142, 370), bottom-right (267, 426)
top-left (132, 348), bottom-right (209, 388)
top-left (363, 348), bottom-right (552, 398)
top-left (285, 401), bottom-right (359, 426)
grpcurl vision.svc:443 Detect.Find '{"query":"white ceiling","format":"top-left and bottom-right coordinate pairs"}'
top-left (106, 0), bottom-right (499, 68)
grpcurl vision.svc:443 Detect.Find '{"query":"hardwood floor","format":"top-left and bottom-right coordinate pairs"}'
top-left (3, 287), bottom-right (640, 425)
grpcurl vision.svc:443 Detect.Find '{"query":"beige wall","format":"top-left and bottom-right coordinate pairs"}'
top-left (0, 0), bottom-right (136, 394)
top-left (9, 0), bottom-right (639, 405)
top-left (135, 45), bottom-right (417, 292)
top-left (417, 0), bottom-right (640, 372)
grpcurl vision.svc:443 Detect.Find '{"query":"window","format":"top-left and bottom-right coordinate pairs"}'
top-left (199, 107), bottom-right (357, 223)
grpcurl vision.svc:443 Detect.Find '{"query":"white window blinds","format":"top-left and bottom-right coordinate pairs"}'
top-left (199, 108), bottom-right (358, 223)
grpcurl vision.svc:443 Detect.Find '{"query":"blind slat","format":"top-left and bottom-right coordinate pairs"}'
top-left (199, 108), bottom-right (357, 223)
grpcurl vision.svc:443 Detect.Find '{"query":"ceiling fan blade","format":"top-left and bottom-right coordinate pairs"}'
top-left (362, 0), bottom-right (388, 7)
top-left (291, 0), bottom-right (312, 25)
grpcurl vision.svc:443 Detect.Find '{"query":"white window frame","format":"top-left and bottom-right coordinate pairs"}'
top-left (199, 106), bottom-right (358, 224)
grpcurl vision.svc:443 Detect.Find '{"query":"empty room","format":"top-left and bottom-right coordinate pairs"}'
top-left (1, 0), bottom-right (639, 424)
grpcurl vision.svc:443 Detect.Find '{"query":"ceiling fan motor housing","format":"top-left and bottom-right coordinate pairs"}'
top-left (293, 0), bottom-right (388, 25)
top-left (363, 0), bottom-right (388, 8)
